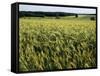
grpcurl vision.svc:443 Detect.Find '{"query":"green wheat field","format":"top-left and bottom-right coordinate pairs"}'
top-left (19, 16), bottom-right (96, 71)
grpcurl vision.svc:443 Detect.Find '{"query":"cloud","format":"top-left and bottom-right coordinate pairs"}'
top-left (19, 5), bottom-right (96, 14)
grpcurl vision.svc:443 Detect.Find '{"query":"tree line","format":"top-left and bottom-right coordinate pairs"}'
top-left (19, 11), bottom-right (78, 18)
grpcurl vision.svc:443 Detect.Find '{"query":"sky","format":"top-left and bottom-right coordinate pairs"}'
top-left (19, 4), bottom-right (96, 14)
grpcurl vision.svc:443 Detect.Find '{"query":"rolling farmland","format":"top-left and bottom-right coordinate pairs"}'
top-left (19, 16), bottom-right (96, 71)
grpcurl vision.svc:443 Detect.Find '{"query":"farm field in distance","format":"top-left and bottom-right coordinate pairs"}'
top-left (19, 16), bottom-right (96, 71)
